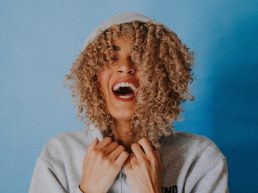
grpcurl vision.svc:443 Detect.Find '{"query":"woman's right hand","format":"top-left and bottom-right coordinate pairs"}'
top-left (79, 137), bottom-right (129, 193)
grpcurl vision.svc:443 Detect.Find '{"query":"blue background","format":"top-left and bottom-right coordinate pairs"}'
top-left (1, 0), bottom-right (257, 192)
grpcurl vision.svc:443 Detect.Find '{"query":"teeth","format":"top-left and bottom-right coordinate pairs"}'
top-left (118, 94), bottom-right (134, 99)
top-left (113, 82), bottom-right (137, 92)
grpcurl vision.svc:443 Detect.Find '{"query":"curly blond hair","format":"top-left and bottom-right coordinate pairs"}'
top-left (65, 21), bottom-right (194, 148)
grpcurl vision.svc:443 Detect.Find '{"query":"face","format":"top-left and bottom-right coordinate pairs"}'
top-left (98, 37), bottom-right (139, 122)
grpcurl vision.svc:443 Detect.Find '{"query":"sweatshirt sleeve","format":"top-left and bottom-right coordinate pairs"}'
top-left (28, 157), bottom-right (67, 193)
top-left (184, 139), bottom-right (229, 193)
top-left (29, 138), bottom-right (84, 193)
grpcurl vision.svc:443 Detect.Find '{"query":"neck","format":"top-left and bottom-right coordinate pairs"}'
top-left (113, 119), bottom-right (135, 152)
top-left (115, 119), bottom-right (131, 132)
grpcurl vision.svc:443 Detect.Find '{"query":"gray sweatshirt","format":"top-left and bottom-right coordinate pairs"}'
top-left (29, 123), bottom-right (229, 193)
top-left (29, 12), bottom-right (229, 193)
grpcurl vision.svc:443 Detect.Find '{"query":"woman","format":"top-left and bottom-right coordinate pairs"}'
top-left (29, 12), bottom-right (229, 193)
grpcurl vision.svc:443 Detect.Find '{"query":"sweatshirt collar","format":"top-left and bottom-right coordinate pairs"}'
top-left (86, 122), bottom-right (127, 175)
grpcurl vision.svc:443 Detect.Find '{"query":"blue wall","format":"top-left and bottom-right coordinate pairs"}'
top-left (1, 0), bottom-right (257, 192)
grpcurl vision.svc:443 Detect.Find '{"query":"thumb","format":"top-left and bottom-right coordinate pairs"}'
top-left (91, 137), bottom-right (99, 147)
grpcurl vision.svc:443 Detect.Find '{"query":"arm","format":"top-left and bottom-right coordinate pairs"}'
top-left (29, 157), bottom-right (85, 193)
top-left (185, 141), bottom-right (229, 193)
top-left (29, 158), bottom-right (67, 193)
top-left (189, 158), bottom-right (229, 193)
top-left (28, 137), bottom-right (82, 193)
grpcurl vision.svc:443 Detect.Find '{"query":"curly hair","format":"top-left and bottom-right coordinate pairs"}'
top-left (65, 21), bottom-right (195, 148)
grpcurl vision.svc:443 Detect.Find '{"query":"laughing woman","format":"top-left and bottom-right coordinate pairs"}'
top-left (29, 12), bottom-right (229, 193)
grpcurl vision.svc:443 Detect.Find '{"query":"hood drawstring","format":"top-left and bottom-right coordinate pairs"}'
top-left (120, 168), bottom-right (127, 193)
top-left (120, 171), bottom-right (122, 193)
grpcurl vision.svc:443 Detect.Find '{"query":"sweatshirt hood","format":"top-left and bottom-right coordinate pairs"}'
top-left (81, 12), bottom-right (164, 51)
top-left (82, 12), bottom-right (171, 165)
top-left (81, 12), bottom-right (162, 142)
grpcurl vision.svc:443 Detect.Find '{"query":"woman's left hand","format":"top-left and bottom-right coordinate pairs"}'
top-left (123, 138), bottom-right (164, 193)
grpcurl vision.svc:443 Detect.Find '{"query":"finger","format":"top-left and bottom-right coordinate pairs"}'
top-left (108, 145), bottom-right (125, 160)
top-left (123, 157), bottom-right (130, 173)
top-left (124, 153), bottom-right (135, 168)
top-left (138, 138), bottom-right (155, 160)
top-left (95, 137), bottom-right (112, 150)
top-left (131, 143), bottom-right (146, 160)
top-left (88, 137), bottom-right (99, 150)
top-left (156, 149), bottom-right (161, 160)
top-left (154, 149), bottom-right (162, 164)
top-left (103, 141), bottom-right (119, 155)
top-left (129, 153), bottom-right (138, 165)
top-left (115, 151), bottom-right (129, 167)
top-left (153, 149), bottom-right (164, 170)
top-left (123, 154), bottom-right (133, 172)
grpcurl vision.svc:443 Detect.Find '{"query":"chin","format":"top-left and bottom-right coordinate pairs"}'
top-left (110, 110), bottom-right (135, 121)
top-left (113, 114), bottom-right (134, 121)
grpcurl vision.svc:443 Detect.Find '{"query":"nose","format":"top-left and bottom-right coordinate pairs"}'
top-left (116, 62), bottom-right (136, 75)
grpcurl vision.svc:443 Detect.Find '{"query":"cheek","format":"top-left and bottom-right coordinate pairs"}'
top-left (98, 71), bottom-right (110, 95)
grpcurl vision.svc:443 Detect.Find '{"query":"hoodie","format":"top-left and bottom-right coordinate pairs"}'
top-left (29, 12), bottom-right (229, 193)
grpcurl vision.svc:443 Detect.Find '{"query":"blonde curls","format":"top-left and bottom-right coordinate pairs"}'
top-left (65, 21), bottom-right (194, 148)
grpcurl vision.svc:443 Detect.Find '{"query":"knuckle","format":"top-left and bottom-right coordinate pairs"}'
top-left (91, 147), bottom-right (98, 154)
top-left (112, 141), bottom-right (119, 147)
top-left (104, 158), bottom-right (113, 166)
top-left (100, 151), bottom-right (105, 157)
top-left (107, 158), bottom-right (117, 169)
top-left (96, 151), bottom-right (105, 159)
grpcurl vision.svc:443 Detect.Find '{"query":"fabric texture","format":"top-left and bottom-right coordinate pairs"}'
top-left (29, 12), bottom-right (229, 193)
top-left (81, 12), bottom-right (161, 51)
top-left (29, 122), bottom-right (229, 193)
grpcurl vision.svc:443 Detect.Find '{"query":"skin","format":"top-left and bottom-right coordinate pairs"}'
top-left (98, 36), bottom-right (138, 148)
top-left (80, 137), bottom-right (129, 193)
top-left (80, 37), bottom-right (163, 193)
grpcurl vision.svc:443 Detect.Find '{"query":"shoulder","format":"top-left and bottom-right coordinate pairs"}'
top-left (160, 131), bottom-right (228, 190)
top-left (160, 131), bottom-right (226, 165)
top-left (37, 126), bottom-right (94, 162)
top-left (30, 128), bottom-right (93, 192)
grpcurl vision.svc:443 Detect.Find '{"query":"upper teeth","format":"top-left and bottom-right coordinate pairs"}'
top-left (113, 82), bottom-right (137, 92)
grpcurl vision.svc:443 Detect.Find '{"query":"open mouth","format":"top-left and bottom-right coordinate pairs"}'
top-left (112, 80), bottom-right (138, 102)
top-left (113, 85), bottom-right (134, 98)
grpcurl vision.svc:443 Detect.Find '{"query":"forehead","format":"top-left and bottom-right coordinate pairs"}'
top-left (112, 36), bottom-right (134, 47)
top-left (111, 37), bottom-right (134, 54)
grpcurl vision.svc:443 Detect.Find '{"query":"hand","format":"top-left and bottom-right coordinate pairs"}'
top-left (80, 137), bottom-right (129, 193)
top-left (123, 138), bottom-right (164, 193)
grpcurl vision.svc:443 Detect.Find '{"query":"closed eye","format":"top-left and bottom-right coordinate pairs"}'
top-left (113, 45), bottom-right (120, 51)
